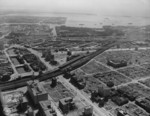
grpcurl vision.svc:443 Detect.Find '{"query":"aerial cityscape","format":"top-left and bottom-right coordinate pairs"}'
top-left (0, 0), bottom-right (150, 116)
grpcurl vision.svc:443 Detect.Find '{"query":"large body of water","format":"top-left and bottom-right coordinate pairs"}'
top-left (2, 13), bottom-right (150, 28)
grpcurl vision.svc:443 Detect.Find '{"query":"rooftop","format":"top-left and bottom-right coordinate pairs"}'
top-left (27, 80), bottom-right (47, 95)
top-left (39, 100), bottom-right (52, 111)
top-left (1, 91), bottom-right (28, 116)
top-left (59, 97), bottom-right (73, 105)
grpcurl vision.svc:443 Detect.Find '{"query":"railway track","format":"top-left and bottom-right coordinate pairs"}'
top-left (0, 40), bottom-right (120, 91)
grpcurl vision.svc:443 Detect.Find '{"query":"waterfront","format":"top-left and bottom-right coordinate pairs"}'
top-left (1, 13), bottom-right (150, 28)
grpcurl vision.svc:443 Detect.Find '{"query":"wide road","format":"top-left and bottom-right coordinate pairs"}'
top-left (59, 76), bottom-right (112, 116)
top-left (0, 39), bottom-right (120, 91)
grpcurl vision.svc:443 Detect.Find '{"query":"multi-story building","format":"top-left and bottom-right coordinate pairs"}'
top-left (27, 80), bottom-right (48, 105)
top-left (39, 100), bottom-right (57, 116)
top-left (59, 97), bottom-right (75, 114)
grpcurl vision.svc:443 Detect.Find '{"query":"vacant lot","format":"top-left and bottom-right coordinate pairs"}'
top-left (81, 60), bottom-right (110, 74)
top-left (95, 50), bottom-right (139, 67)
top-left (117, 66), bottom-right (150, 79)
top-left (43, 82), bottom-right (74, 102)
top-left (83, 75), bottom-right (106, 94)
top-left (94, 71), bottom-right (131, 86)
top-left (139, 78), bottom-right (150, 88)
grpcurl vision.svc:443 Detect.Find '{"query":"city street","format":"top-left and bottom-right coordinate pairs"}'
top-left (58, 75), bottom-right (112, 116)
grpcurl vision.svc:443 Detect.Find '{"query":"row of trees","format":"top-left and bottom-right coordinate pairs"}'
top-left (42, 49), bottom-right (58, 65)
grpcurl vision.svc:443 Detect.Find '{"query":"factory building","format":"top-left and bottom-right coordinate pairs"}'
top-left (27, 80), bottom-right (48, 105)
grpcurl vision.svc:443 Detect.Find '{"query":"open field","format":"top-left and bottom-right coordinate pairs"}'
top-left (11, 57), bottom-right (20, 65)
top-left (56, 25), bottom-right (124, 38)
top-left (93, 71), bottom-right (131, 86)
top-left (83, 75), bottom-right (106, 94)
top-left (7, 49), bottom-right (16, 55)
top-left (128, 83), bottom-right (150, 97)
top-left (137, 49), bottom-right (150, 64)
top-left (95, 50), bottom-right (139, 67)
top-left (139, 78), bottom-right (150, 88)
top-left (81, 60), bottom-right (110, 74)
top-left (72, 69), bottom-right (86, 77)
top-left (118, 83), bottom-right (150, 100)
top-left (16, 67), bottom-right (27, 74)
top-left (140, 63), bottom-right (150, 69)
top-left (117, 66), bottom-right (150, 79)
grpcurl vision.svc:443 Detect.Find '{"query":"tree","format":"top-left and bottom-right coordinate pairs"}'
top-left (106, 81), bottom-right (114, 88)
top-left (67, 51), bottom-right (72, 56)
top-left (86, 51), bottom-right (89, 54)
top-left (55, 49), bottom-right (58, 52)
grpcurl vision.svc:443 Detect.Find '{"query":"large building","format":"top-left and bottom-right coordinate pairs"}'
top-left (27, 80), bottom-right (48, 105)
top-left (59, 97), bottom-right (75, 114)
top-left (39, 100), bottom-right (57, 116)
top-left (107, 59), bottom-right (127, 68)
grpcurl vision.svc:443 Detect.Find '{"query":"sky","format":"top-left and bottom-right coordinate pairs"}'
top-left (0, 0), bottom-right (150, 17)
